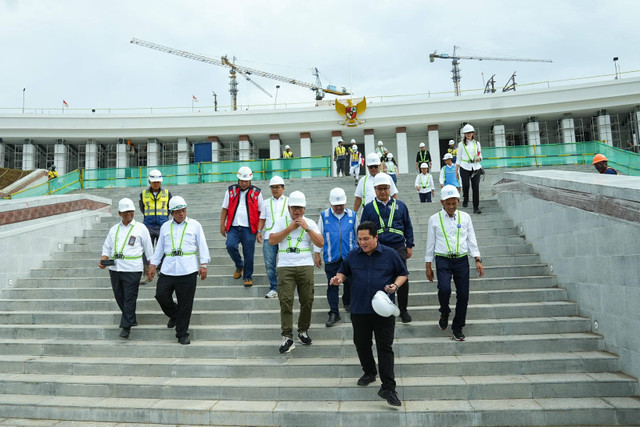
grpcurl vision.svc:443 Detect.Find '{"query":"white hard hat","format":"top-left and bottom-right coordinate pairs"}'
top-left (462, 124), bottom-right (475, 134)
top-left (169, 196), bottom-right (188, 212)
top-left (338, 139), bottom-right (344, 143)
top-left (288, 191), bottom-right (306, 207)
top-left (237, 166), bottom-right (253, 181)
top-left (366, 152), bottom-right (381, 166)
top-left (377, 140), bottom-right (384, 146)
top-left (419, 142), bottom-right (426, 148)
top-left (352, 145), bottom-right (358, 151)
top-left (351, 139), bottom-right (356, 144)
top-left (269, 176), bottom-right (285, 186)
top-left (387, 153), bottom-right (393, 159)
top-left (373, 172), bottom-right (391, 187)
top-left (371, 290), bottom-right (400, 317)
top-left (148, 169), bottom-right (163, 183)
top-left (329, 187), bottom-right (347, 205)
top-left (440, 185), bottom-right (460, 201)
top-left (118, 198), bottom-right (135, 212)
top-left (443, 153), bottom-right (453, 160)
top-left (420, 162), bottom-right (429, 169)
top-left (285, 145), bottom-right (290, 149)
top-left (448, 139), bottom-right (455, 146)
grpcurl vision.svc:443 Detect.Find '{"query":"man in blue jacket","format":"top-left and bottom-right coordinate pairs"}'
top-left (360, 173), bottom-right (415, 323)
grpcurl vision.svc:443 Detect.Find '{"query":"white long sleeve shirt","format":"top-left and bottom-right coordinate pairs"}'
top-left (415, 173), bottom-right (434, 194)
top-left (261, 195), bottom-right (288, 239)
top-left (150, 216), bottom-right (210, 275)
top-left (457, 140), bottom-right (483, 172)
top-left (425, 208), bottom-right (480, 263)
top-left (102, 219), bottom-right (154, 272)
top-left (355, 173), bottom-right (398, 205)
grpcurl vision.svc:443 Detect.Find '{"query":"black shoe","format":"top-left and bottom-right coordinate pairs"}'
top-left (178, 336), bottom-right (191, 345)
top-left (325, 312), bottom-right (341, 327)
top-left (344, 304), bottom-right (350, 313)
top-left (119, 328), bottom-right (130, 339)
top-left (400, 310), bottom-right (412, 323)
top-left (131, 322), bottom-right (138, 327)
top-left (378, 388), bottom-right (402, 407)
top-left (357, 373), bottom-right (377, 386)
top-left (167, 318), bottom-right (177, 328)
top-left (279, 337), bottom-right (295, 354)
top-left (473, 209), bottom-right (482, 214)
top-left (452, 329), bottom-right (465, 341)
top-left (439, 314), bottom-right (449, 330)
top-left (462, 202), bottom-right (468, 208)
top-left (297, 331), bottom-right (312, 345)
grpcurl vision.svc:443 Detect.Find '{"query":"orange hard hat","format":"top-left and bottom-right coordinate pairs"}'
top-left (592, 154), bottom-right (608, 164)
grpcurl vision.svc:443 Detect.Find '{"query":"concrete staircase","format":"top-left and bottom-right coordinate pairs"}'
top-left (0, 173), bottom-right (639, 426)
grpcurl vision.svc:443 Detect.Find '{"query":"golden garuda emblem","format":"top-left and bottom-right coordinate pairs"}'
top-left (335, 97), bottom-right (367, 127)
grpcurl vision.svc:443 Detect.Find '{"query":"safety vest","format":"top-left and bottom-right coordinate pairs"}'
top-left (320, 208), bottom-right (357, 263)
top-left (372, 199), bottom-right (404, 236)
top-left (350, 151), bottom-right (360, 163)
top-left (112, 221), bottom-right (143, 260)
top-left (279, 216), bottom-right (311, 254)
top-left (448, 147), bottom-right (457, 156)
top-left (418, 173), bottom-right (432, 189)
top-left (141, 188), bottom-right (170, 227)
top-left (335, 146), bottom-right (346, 157)
top-left (48, 170), bottom-right (58, 180)
top-left (265, 196), bottom-right (288, 231)
top-left (443, 164), bottom-right (458, 187)
top-left (461, 140), bottom-right (478, 163)
top-left (283, 150), bottom-right (293, 158)
top-left (436, 211), bottom-right (465, 258)
top-left (225, 185), bottom-right (262, 234)
top-left (417, 150), bottom-right (429, 163)
top-left (387, 161), bottom-right (397, 174)
top-left (164, 220), bottom-right (196, 257)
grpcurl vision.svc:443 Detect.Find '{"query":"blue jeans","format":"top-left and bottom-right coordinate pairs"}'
top-left (389, 173), bottom-right (397, 185)
top-left (263, 241), bottom-right (279, 292)
top-left (226, 226), bottom-right (256, 280)
top-left (324, 259), bottom-right (351, 314)
top-left (435, 255), bottom-right (470, 331)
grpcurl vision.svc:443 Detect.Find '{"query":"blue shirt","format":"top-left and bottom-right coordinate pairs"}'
top-left (338, 243), bottom-right (409, 315)
top-left (360, 198), bottom-right (414, 249)
top-left (604, 168), bottom-right (617, 175)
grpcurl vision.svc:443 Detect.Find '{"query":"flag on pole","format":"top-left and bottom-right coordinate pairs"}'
top-left (192, 95), bottom-right (198, 102)
top-left (63, 100), bottom-right (69, 107)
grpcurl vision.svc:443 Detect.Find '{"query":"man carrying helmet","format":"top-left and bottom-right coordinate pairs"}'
top-left (139, 169), bottom-right (172, 282)
top-left (282, 145), bottom-right (293, 158)
top-left (220, 166), bottom-right (265, 287)
top-left (349, 144), bottom-right (363, 184)
top-left (592, 154), bottom-right (618, 174)
top-left (100, 198), bottom-right (154, 340)
top-left (361, 173), bottom-right (415, 323)
top-left (353, 153), bottom-right (398, 213)
top-left (330, 221), bottom-right (408, 407)
top-left (260, 175), bottom-right (288, 299)
top-left (425, 185), bottom-right (484, 342)
top-left (334, 139), bottom-right (348, 177)
top-left (415, 142), bottom-right (432, 171)
top-left (314, 187), bottom-right (359, 327)
top-left (269, 191), bottom-right (324, 354)
top-left (456, 123), bottom-right (483, 214)
top-left (148, 196), bottom-right (210, 345)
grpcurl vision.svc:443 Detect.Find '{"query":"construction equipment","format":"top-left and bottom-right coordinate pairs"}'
top-left (429, 46), bottom-right (552, 96)
top-left (130, 38), bottom-right (349, 110)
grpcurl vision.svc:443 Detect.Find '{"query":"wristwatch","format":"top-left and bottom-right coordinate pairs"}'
top-left (475, 258), bottom-right (482, 263)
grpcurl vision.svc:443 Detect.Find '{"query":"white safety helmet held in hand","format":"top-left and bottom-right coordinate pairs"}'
top-left (373, 172), bottom-right (392, 187)
top-left (285, 145), bottom-right (290, 149)
top-left (168, 196), bottom-right (188, 212)
top-left (449, 140), bottom-right (455, 146)
top-left (329, 187), bottom-right (347, 205)
top-left (288, 191), bottom-right (307, 207)
top-left (148, 169), bottom-right (163, 183)
top-left (443, 153), bottom-right (453, 161)
top-left (371, 290), bottom-right (400, 317)
top-left (419, 142), bottom-right (426, 148)
top-left (377, 140), bottom-right (384, 146)
top-left (237, 166), bottom-right (253, 181)
top-left (420, 162), bottom-right (429, 169)
top-left (352, 145), bottom-right (358, 151)
top-left (387, 153), bottom-right (393, 159)
top-left (366, 152), bottom-right (381, 166)
top-left (118, 198), bottom-right (135, 212)
top-left (269, 176), bottom-right (285, 187)
top-left (440, 185), bottom-right (460, 200)
top-left (462, 124), bottom-right (475, 134)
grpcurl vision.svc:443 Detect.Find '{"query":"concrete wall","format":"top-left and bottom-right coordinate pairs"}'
top-left (495, 170), bottom-right (640, 381)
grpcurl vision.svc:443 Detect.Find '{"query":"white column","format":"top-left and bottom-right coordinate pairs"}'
top-left (427, 125), bottom-right (441, 173)
top-left (633, 109), bottom-right (640, 148)
top-left (526, 121), bottom-right (541, 146)
top-left (22, 142), bottom-right (35, 171)
top-left (177, 137), bottom-right (189, 164)
top-left (238, 135), bottom-right (251, 161)
top-left (269, 134), bottom-right (281, 159)
top-left (0, 141), bottom-right (5, 168)
top-left (85, 140), bottom-right (97, 170)
top-left (560, 116), bottom-right (576, 144)
top-left (209, 137), bottom-right (220, 163)
top-left (363, 130), bottom-right (375, 158)
top-left (597, 113), bottom-right (613, 146)
top-left (300, 132), bottom-right (311, 158)
top-left (116, 142), bottom-right (129, 169)
top-left (395, 127), bottom-right (409, 174)
top-left (54, 143), bottom-right (68, 175)
top-left (493, 124), bottom-right (506, 148)
top-left (331, 131), bottom-right (342, 177)
top-left (147, 138), bottom-right (159, 167)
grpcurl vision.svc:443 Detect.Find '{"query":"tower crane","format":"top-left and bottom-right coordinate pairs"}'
top-left (429, 46), bottom-right (552, 96)
top-left (130, 38), bottom-right (350, 110)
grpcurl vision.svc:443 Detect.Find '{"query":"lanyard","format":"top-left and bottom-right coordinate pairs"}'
top-left (419, 174), bottom-right (431, 188)
top-left (113, 222), bottom-right (135, 258)
top-left (166, 220), bottom-right (196, 256)
top-left (462, 141), bottom-right (477, 163)
top-left (438, 211), bottom-right (461, 256)
top-left (280, 216), bottom-right (310, 253)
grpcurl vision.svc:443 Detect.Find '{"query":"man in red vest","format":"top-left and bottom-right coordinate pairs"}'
top-left (220, 166), bottom-right (266, 287)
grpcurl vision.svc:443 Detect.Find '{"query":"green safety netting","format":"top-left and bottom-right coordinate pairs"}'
top-left (10, 170), bottom-right (83, 199)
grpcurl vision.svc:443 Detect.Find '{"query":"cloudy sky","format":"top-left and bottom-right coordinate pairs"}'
top-left (1, 0), bottom-right (638, 113)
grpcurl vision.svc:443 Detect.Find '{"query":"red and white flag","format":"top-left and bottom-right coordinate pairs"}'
top-left (63, 100), bottom-right (69, 107)
top-left (192, 95), bottom-right (198, 102)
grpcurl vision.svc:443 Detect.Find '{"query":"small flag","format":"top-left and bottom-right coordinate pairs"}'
top-left (63, 100), bottom-right (69, 107)
top-left (192, 95), bottom-right (198, 102)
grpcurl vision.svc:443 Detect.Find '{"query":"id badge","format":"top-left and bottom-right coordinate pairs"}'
top-left (128, 236), bottom-right (136, 246)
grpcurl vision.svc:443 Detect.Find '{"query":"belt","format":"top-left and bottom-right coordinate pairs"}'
top-left (435, 253), bottom-right (468, 259)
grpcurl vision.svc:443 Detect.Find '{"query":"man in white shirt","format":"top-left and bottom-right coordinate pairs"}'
top-left (260, 176), bottom-right (288, 299)
top-left (353, 152), bottom-right (398, 213)
top-left (269, 191), bottom-right (324, 354)
top-left (100, 198), bottom-right (154, 340)
top-left (148, 196), bottom-right (210, 345)
top-left (425, 185), bottom-right (484, 341)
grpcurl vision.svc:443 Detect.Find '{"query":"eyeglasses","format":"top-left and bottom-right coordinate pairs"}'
top-left (367, 165), bottom-right (379, 169)
top-left (290, 206), bottom-right (305, 211)
top-left (376, 186), bottom-right (390, 191)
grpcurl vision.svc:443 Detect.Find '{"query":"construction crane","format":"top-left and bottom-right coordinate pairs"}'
top-left (130, 38), bottom-right (350, 110)
top-left (429, 46), bottom-right (552, 96)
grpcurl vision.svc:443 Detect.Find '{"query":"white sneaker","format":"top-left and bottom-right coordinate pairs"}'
top-left (265, 290), bottom-right (278, 299)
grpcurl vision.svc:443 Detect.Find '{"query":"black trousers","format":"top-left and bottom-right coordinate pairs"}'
top-left (435, 255), bottom-right (470, 331)
top-left (155, 272), bottom-right (198, 339)
top-left (459, 167), bottom-right (481, 210)
top-left (391, 245), bottom-right (409, 312)
top-left (109, 270), bottom-right (142, 329)
top-left (351, 313), bottom-right (396, 391)
top-left (336, 158), bottom-right (348, 176)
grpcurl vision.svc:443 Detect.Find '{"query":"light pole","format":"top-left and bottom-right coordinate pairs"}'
top-left (613, 57), bottom-right (619, 79)
top-left (274, 85), bottom-right (280, 109)
top-left (22, 88), bottom-right (25, 113)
